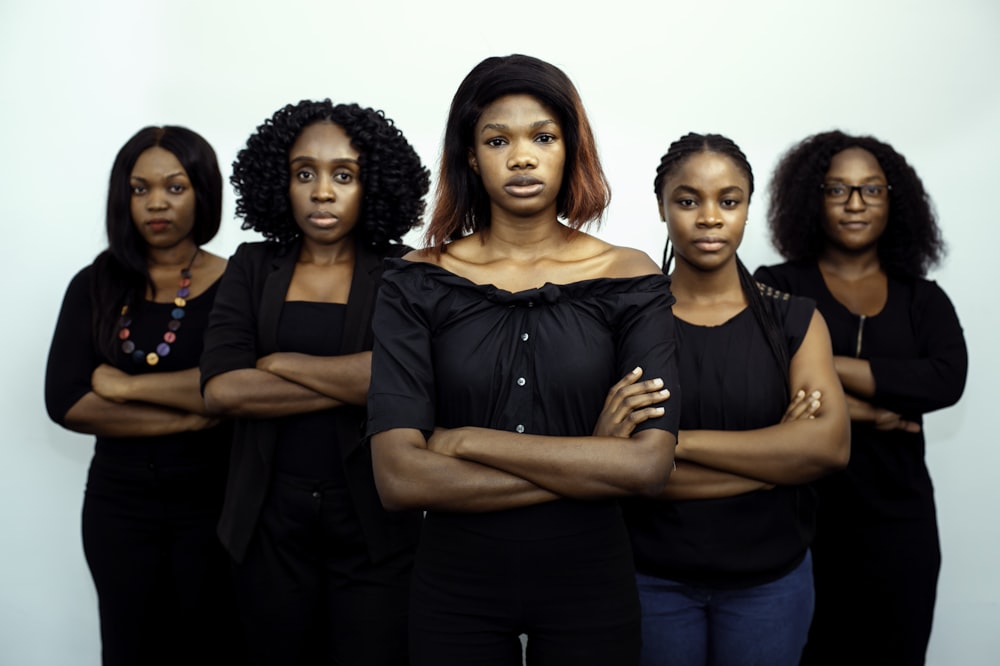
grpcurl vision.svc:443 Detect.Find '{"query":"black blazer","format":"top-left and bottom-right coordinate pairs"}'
top-left (201, 238), bottom-right (420, 563)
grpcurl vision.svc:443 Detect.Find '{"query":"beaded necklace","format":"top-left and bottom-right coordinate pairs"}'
top-left (117, 249), bottom-right (199, 366)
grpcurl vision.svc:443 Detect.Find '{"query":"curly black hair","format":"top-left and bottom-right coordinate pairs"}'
top-left (767, 130), bottom-right (944, 278)
top-left (231, 100), bottom-right (429, 250)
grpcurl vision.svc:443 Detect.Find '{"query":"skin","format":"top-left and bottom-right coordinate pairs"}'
top-left (203, 121), bottom-right (372, 419)
top-left (62, 147), bottom-right (227, 437)
top-left (595, 151), bottom-right (850, 499)
top-left (371, 93), bottom-right (676, 512)
top-left (818, 147), bottom-right (920, 433)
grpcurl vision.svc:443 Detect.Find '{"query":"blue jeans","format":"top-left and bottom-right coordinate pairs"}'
top-left (637, 551), bottom-right (814, 666)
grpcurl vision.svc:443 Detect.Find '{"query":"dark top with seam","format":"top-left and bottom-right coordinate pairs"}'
top-left (625, 287), bottom-right (816, 588)
top-left (367, 259), bottom-right (681, 540)
top-left (200, 239), bottom-right (421, 563)
top-left (753, 261), bottom-right (967, 523)
top-left (46, 265), bottom-right (231, 468)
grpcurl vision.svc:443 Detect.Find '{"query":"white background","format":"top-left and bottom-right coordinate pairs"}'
top-left (2, 0), bottom-right (997, 663)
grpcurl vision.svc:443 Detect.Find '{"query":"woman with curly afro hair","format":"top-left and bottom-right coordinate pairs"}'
top-left (200, 99), bottom-right (429, 665)
top-left (755, 131), bottom-right (968, 666)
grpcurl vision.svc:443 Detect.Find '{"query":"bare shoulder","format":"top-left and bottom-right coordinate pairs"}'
top-left (197, 251), bottom-right (229, 292)
top-left (596, 244), bottom-right (661, 279)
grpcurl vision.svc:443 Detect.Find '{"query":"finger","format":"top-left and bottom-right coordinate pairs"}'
top-left (622, 386), bottom-right (670, 410)
top-left (603, 367), bottom-right (643, 408)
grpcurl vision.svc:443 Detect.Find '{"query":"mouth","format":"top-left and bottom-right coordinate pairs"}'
top-left (146, 219), bottom-right (171, 231)
top-left (308, 212), bottom-right (339, 228)
top-left (838, 220), bottom-right (870, 231)
top-left (503, 176), bottom-right (544, 198)
top-left (692, 237), bottom-right (726, 251)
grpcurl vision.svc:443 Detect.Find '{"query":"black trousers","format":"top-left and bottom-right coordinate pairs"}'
top-left (82, 453), bottom-right (242, 666)
top-left (409, 513), bottom-right (641, 666)
top-left (233, 473), bottom-right (414, 666)
top-left (802, 517), bottom-right (940, 666)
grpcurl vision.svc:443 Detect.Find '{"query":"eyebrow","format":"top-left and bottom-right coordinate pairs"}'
top-left (480, 119), bottom-right (557, 134)
top-left (824, 175), bottom-right (885, 183)
top-left (130, 172), bottom-right (187, 182)
top-left (671, 184), bottom-right (745, 195)
top-left (289, 156), bottom-right (360, 167)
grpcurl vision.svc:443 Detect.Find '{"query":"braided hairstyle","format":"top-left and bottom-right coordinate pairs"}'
top-left (654, 132), bottom-right (790, 395)
top-left (767, 130), bottom-right (943, 278)
top-left (231, 100), bottom-right (429, 251)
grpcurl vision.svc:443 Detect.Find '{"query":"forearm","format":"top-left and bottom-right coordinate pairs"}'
top-left (106, 368), bottom-right (210, 415)
top-left (258, 352), bottom-right (370, 406)
top-left (658, 461), bottom-right (773, 500)
top-left (677, 415), bottom-right (849, 485)
top-left (203, 368), bottom-right (341, 418)
top-left (440, 427), bottom-right (675, 499)
top-left (372, 430), bottom-right (560, 512)
top-left (834, 356), bottom-right (875, 398)
top-left (62, 392), bottom-right (213, 438)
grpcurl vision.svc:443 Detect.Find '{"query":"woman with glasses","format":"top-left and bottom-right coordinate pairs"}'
top-left (755, 131), bottom-right (968, 666)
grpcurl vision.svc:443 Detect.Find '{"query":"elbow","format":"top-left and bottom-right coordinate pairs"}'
top-left (202, 381), bottom-right (239, 417)
top-left (632, 432), bottom-right (676, 498)
top-left (373, 474), bottom-right (423, 512)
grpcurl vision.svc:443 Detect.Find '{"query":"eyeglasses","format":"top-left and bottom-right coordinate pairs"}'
top-left (821, 182), bottom-right (892, 205)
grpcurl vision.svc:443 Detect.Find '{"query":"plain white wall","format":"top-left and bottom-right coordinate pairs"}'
top-left (2, 0), bottom-right (996, 663)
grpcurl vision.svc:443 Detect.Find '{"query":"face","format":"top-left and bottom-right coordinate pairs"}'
top-left (659, 151), bottom-right (750, 272)
top-left (130, 147), bottom-right (197, 250)
top-left (821, 147), bottom-right (890, 253)
top-left (468, 94), bottom-right (566, 221)
top-left (287, 121), bottom-right (363, 248)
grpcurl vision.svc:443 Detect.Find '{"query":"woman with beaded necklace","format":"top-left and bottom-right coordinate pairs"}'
top-left (44, 126), bottom-right (238, 665)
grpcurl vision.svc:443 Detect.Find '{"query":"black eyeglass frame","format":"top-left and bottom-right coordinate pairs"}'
top-left (820, 182), bottom-right (893, 205)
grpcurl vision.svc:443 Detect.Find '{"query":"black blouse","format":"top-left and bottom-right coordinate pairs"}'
top-left (625, 290), bottom-right (816, 588)
top-left (368, 259), bottom-right (681, 539)
top-left (754, 262), bottom-right (968, 522)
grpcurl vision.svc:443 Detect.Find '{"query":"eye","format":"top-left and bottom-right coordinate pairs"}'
top-left (675, 198), bottom-right (696, 208)
top-left (131, 185), bottom-right (147, 195)
top-left (168, 183), bottom-right (187, 194)
top-left (294, 169), bottom-right (315, 182)
top-left (334, 170), bottom-right (355, 184)
top-left (485, 137), bottom-right (508, 148)
top-left (535, 133), bottom-right (557, 144)
top-left (721, 198), bottom-right (741, 209)
top-left (824, 184), bottom-right (846, 197)
top-left (863, 184), bottom-right (885, 197)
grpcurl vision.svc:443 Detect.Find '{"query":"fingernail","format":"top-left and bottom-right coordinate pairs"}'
top-left (632, 366), bottom-right (641, 374)
top-left (811, 400), bottom-right (820, 408)
top-left (811, 390), bottom-right (821, 398)
top-left (797, 390), bottom-right (805, 398)
top-left (659, 389), bottom-right (670, 396)
top-left (652, 378), bottom-right (663, 387)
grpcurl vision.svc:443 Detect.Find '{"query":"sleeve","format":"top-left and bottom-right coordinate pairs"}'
top-left (199, 244), bottom-right (262, 390)
top-left (870, 280), bottom-right (967, 415)
top-left (753, 264), bottom-right (794, 292)
top-left (613, 275), bottom-right (680, 436)
top-left (45, 268), bottom-right (101, 425)
top-left (783, 295), bottom-right (817, 358)
top-left (366, 268), bottom-right (436, 438)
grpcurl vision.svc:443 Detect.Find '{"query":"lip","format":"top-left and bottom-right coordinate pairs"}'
top-left (503, 175), bottom-right (544, 198)
top-left (307, 212), bottom-right (339, 228)
top-left (838, 220), bottom-right (870, 231)
top-left (145, 218), bottom-right (171, 231)
top-left (692, 236), bottom-right (726, 251)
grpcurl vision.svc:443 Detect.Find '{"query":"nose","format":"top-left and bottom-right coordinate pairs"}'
top-left (844, 187), bottom-right (866, 211)
top-left (697, 203), bottom-right (723, 227)
top-left (147, 187), bottom-right (168, 211)
top-left (506, 139), bottom-right (537, 170)
top-left (311, 173), bottom-right (336, 202)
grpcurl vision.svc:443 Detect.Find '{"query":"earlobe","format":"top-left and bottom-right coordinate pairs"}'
top-left (657, 200), bottom-right (666, 223)
top-left (467, 149), bottom-right (479, 175)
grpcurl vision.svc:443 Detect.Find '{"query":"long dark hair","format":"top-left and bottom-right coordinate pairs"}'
top-left (767, 130), bottom-right (943, 278)
top-left (424, 54), bottom-right (610, 247)
top-left (655, 132), bottom-right (790, 395)
top-left (91, 126), bottom-right (222, 359)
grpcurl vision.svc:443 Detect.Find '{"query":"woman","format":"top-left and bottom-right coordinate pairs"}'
top-left (603, 133), bottom-right (850, 666)
top-left (44, 126), bottom-right (237, 665)
top-left (755, 131), bottom-right (967, 666)
top-left (367, 54), bottom-right (679, 666)
top-left (200, 100), bottom-right (428, 665)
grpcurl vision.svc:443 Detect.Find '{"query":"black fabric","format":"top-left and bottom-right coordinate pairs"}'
top-left (625, 290), bottom-right (817, 588)
top-left (200, 238), bottom-right (421, 565)
top-left (367, 259), bottom-right (679, 661)
top-left (273, 301), bottom-right (347, 481)
top-left (754, 261), bottom-right (966, 665)
top-left (45, 266), bottom-right (238, 665)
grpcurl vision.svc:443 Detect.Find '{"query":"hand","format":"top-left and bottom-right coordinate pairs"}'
top-left (781, 389), bottom-right (821, 423)
top-left (592, 367), bottom-right (670, 439)
top-left (873, 408), bottom-right (921, 433)
top-left (91, 364), bottom-right (131, 403)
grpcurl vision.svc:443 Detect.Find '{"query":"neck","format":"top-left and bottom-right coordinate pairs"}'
top-left (819, 245), bottom-right (882, 279)
top-left (480, 211), bottom-right (569, 262)
top-left (146, 239), bottom-right (199, 270)
top-left (669, 257), bottom-right (745, 306)
top-left (299, 235), bottom-right (356, 266)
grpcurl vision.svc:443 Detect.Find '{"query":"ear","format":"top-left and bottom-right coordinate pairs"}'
top-left (657, 198), bottom-right (666, 223)
top-left (467, 148), bottom-right (479, 175)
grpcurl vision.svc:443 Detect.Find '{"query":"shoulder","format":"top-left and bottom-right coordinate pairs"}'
top-left (599, 244), bottom-right (661, 279)
top-left (753, 261), bottom-right (812, 287)
top-left (757, 281), bottom-right (816, 334)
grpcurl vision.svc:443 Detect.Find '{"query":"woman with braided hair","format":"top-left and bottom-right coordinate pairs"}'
top-left (755, 131), bottom-right (968, 665)
top-left (200, 99), bottom-right (429, 665)
top-left (606, 132), bottom-right (849, 666)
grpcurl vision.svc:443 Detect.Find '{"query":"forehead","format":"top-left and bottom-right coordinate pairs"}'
top-left (668, 151), bottom-right (749, 188)
top-left (131, 146), bottom-right (186, 177)
top-left (290, 121), bottom-right (359, 158)
top-left (827, 147), bottom-right (885, 178)
top-left (477, 94), bottom-right (558, 127)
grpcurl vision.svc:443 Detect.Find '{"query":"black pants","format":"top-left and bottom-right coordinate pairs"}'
top-left (802, 517), bottom-right (940, 666)
top-left (233, 473), bottom-right (413, 666)
top-left (82, 454), bottom-right (241, 666)
top-left (410, 513), bottom-right (641, 666)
